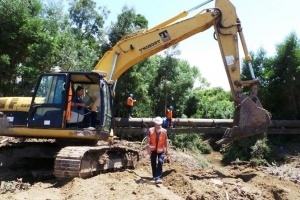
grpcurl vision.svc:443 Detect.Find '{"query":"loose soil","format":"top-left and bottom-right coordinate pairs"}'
top-left (0, 136), bottom-right (300, 200)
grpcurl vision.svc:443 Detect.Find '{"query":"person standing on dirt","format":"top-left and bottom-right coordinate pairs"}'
top-left (126, 93), bottom-right (136, 118)
top-left (147, 116), bottom-right (169, 184)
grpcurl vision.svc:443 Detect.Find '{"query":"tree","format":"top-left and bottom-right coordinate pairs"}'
top-left (104, 6), bottom-right (149, 117)
top-left (113, 56), bottom-right (159, 117)
top-left (68, 0), bottom-right (109, 41)
top-left (0, 0), bottom-right (45, 95)
top-left (138, 46), bottom-right (201, 118)
top-left (185, 87), bottom-right (234, 119)
top-left (261, 33), bottom-right (300, 119)
top-left (101, 5), bottom-right (148, 55)
top-left (68, 0), bottom-right (110, 69)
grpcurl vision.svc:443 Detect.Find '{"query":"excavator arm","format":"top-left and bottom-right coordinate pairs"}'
top-left (94, 0), bottom-right (271, 143)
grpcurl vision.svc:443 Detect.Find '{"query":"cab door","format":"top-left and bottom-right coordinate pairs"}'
top-left (28, 74), bottom-right (67, 128)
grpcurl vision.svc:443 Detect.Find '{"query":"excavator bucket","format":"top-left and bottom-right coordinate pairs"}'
top-left (217, 95), bottom-right (271, 144)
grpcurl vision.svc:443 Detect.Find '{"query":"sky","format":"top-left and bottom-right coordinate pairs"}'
top-left (98, 0), bottom-right (300, 91)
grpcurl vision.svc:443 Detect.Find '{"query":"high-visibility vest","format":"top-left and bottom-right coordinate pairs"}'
top-left (148, 127), bottom-right (167, 153)
top-left (166, 109), bottom-right (172, 119)
top-left (127, 97), bottom-right (134, 106)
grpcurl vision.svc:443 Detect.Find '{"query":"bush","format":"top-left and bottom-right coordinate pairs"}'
top-left (169, 133), bottom-right (212, 154)
top-left (251, 138), bottom-right (270, 159)
top-left (220, 135), bottom-right (270, 165)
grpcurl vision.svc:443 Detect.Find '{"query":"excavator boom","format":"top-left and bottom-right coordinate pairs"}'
top-left (94, 7), bottom-right (218, 80)
top-left (94, 0), bottom-right (271, 143)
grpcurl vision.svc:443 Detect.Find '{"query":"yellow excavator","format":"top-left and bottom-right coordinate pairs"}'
top-left (0, 0), bottom-right (271, 179)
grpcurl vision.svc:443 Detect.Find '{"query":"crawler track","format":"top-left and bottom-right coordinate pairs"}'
top-left (54, 144), bottom-right (140, 179)
top-left (0, 138), bottom-right (140, 181)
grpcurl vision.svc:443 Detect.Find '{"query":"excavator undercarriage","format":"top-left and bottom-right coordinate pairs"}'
top-left (0, 138), bottom-right (140, 180)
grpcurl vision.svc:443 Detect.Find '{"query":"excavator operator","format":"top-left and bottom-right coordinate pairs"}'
top-left (71, 86), bottom-right (91, 127)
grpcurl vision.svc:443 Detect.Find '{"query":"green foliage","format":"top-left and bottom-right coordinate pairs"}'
top-left (114, 57), bottom-right (159, 117)
top-left (153, 55), bottom-right (200, 118)
top-left (0, 0), bottom-right (44, 95)
top-left (106, 6), bottom-right (147, 48)
top-left (68, 0), bottom-right (108, 41)
top-left (220, 136), bottom-right (270, 165)
top-left (169, 133), bottom-right (212, 154)
top-left (0, 0), bottom-right (108, 96)
top-left (0, 55), bottom-right (10, 65)
top-left (249, 32), bottom-right (300, 120)
top-left (250, 138), bottom-right (270, 159)
top-left (185, 88), bottom-right (234, 119)
top-left (68, 0), bottom-right (108, 68)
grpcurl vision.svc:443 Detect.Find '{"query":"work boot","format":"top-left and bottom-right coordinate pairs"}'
top-left (155, 179), bottom-right (163, 184)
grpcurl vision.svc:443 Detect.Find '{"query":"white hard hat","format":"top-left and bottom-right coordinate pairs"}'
top-left (153, 116), bottom-right (163, 125)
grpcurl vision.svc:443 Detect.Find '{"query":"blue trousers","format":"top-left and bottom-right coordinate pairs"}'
top-left (150, 152), bottom-right (165, 180)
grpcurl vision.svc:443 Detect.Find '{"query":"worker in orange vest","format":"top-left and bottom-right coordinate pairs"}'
top-left (166, 105), bottom-right (173, 128)
top-left (147, 116), bottom-right (169, 184)
top-left (126, 93), bottom-right (136, 118)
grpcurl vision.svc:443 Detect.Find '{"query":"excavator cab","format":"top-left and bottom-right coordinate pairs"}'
top-left (28, 74), bottom-right (66, 128)
top-left (27, 71), bottom-right (113, 138)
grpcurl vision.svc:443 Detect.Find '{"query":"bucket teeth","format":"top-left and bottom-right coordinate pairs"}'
top-left (216, 126), bottom-right (266, 144)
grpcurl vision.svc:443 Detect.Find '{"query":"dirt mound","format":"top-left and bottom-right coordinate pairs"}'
top-left (0, 137), bottom-right (300, 199)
